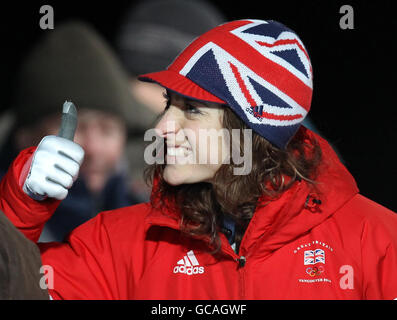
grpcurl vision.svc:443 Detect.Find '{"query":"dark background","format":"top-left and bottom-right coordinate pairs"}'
top-left (0, 0), bottom-right (395, 211)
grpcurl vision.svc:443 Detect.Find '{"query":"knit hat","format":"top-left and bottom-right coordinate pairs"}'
top-left (116, 0), bottom-right (226, 76)
top-left (14, 20), bottom-right (137, 129)
top-left (139, 19), bottom-right (313, 149)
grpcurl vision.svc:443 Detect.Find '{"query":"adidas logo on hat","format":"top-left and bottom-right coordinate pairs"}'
top-left (173, 250), bottom-right (205, 275)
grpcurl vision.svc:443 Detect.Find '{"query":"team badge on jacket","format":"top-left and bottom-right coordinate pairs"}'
top-left (295, 240), bottom-right (333, 284)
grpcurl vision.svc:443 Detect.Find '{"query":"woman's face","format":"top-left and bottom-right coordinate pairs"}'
top-left (154, 92), bottom-right (229, 186)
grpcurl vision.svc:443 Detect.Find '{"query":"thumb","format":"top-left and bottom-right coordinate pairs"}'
top-left (57, 101), bottom-right (77, 141)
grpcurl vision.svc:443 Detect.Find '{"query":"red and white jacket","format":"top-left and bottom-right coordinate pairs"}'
top-left (1, 128), bottom-right (396, 299)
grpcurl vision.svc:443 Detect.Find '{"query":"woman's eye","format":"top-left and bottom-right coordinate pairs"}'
top-left (185, 103), bottom-right (202, 115)
top-left (163, 92), bottom-right (171, 111)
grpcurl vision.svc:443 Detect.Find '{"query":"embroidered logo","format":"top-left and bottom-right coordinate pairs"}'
top-left (173, 250), bottom-right (205, 275)
top-left (304, 249), bottom-right (325, 265)
top-left (306, 266), bottom-right (324, 277)
top-left (295, 240), bottom-right (333, 284)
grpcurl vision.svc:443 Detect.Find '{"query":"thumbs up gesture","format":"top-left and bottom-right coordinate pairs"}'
top-left (23, 102), bottom-right (84, 201)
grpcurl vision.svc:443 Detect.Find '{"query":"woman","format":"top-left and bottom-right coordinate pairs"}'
top-left (1, 19), bottom-right (396, 299)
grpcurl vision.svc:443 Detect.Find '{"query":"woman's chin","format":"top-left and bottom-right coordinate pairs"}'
top-left (163, 165), bottom-right (187, 186)
top-left (163, 163), bottom-right (218, 186)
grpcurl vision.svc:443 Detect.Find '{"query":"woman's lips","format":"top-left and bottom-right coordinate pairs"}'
top-left (167, 147), bottom-right (185, 157)
top-left (166, 145), bottom-right (193, 164)
top-left (166, 144), bottom-right (192, 153)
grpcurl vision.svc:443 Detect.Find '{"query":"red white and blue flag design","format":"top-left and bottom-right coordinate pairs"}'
top-left (304, 249), bottom-right (326, 265)
top-left (139, 19), bottom-right (313, 148)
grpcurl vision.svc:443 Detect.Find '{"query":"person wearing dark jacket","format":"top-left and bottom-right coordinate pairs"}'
top-left (1, 19), bottom-right (396, 299)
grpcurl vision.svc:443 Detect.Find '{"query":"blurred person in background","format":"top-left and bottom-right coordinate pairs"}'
top-left (0, 0), bottom-right (227, 242)
top-left (0, 21), bottom-right (141, 242)
top-left (115, 0), bottom-right (227, 196)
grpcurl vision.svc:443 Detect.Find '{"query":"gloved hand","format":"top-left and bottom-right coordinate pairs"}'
top-left (22, 101), bottom-right (84, 201)
top-left (22, 136), bottom-right (84, 201)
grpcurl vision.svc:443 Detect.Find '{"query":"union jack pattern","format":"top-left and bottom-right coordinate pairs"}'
top-left (141, 19), bottom-right (314, 148)
top-left (230, 20), bottom-right (312, 89)
top-left (304, 249), bottom-right (326, 265)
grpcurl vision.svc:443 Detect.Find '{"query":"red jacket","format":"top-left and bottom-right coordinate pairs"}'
top-left (1, 129), bottom-right (397, 300)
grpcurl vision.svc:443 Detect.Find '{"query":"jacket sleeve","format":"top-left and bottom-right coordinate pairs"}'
top-left (0, 147), bottom-right (60, 242)
top-left (39, 212), bottom-right (122, 299)
top-left (360, 200), bottom-right (397, 300)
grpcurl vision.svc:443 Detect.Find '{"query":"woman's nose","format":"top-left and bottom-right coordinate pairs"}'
top-left (154, 107), bottom-right (182, 138)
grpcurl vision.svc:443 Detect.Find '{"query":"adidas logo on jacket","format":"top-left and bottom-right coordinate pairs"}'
top-left (173, 250), bottom-right (204, 275)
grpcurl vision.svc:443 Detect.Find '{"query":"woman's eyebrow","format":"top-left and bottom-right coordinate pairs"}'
top-left (168, 90), bottom-right (212, 107)
top-left (185, 98), bottom-right (210, 108)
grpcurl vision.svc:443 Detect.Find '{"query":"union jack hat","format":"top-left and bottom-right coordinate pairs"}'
top-left (139, 19), bottom-right (313, 149)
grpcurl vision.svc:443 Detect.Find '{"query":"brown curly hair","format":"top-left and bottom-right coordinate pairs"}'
top-left (144, 107), bottom-right (322, 253)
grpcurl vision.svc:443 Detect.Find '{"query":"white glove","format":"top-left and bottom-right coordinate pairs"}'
top-left (23, 135), bottom-right (84, 201)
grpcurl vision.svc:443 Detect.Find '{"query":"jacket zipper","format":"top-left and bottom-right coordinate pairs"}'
top-left (219, 240), bottom-right (247, 299)
top-left (237, 256), bottom-right (246, 299)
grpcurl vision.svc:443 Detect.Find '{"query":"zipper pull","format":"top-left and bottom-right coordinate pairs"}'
top-left (238, 256), bottom-right (246, 268)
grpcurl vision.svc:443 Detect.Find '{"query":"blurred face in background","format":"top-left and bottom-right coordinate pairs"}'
top-left (74, 109), bottom-right (126, 193)
top-left (16, 108), bottom-right (126, 194)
